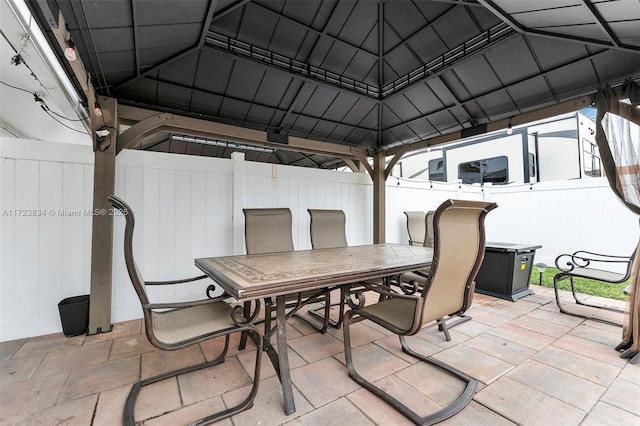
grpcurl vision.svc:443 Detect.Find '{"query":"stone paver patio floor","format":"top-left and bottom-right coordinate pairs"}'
top-left (1, 285), bottom-right (638, 425)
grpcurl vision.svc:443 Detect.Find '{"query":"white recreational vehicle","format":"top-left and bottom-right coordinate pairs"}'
top-left (393, 110), bottom-right (600, 185)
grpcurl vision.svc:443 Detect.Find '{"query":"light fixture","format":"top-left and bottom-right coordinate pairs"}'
top-left (64, 39), bottom-right (77, 61)
top-left (171, 135), bottom-right (275, 153)
top-left (534, 262), bottom-right (547, 286)
top-left (94, 101), bottom-right (102, 117)
top-left (506, 117), bottom-right (513, 135)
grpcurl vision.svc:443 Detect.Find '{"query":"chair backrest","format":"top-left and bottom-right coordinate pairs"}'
top-left (308, 209), bottom-right (348, 249)
top-left (108, 195), bottom-right (150, 306)
top-left (243, 208), bottom-right (294, 254)
top-left (404, 211), bottom-right (426, 246)
top-left (424, 210), bottom-right (436, 248)
top-left (420, 199), bottom-right (498, 327)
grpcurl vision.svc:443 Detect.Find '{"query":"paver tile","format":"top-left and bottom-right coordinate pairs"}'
top-left (291, 357), bottom-right (360, 407)
top-left (0, 394), bottom-right (97, 426)
top-left (507, 359), bottom-right (605, 410)
top-left (475, 376), bottom-right (586, 425)
top-left (508, 315), bottom-right (571, 338)
top-left (223, 376), bottom-right (314, 425)
top-left (287, 331), bottom-right (344, 363)
top-left (581, 401), bottom-right (640, 426)
top-left (34, 340), bottom-right (112, 378)
top-left (346, 387), bottom-right (414, 426)
top-left (0, 372), bottom-right (68, 418)
top-left (58, 356), bottom-right (139, 402)
top-left (179, 356), bottom-right (252, 405)
top-left (432, 344), bottom-right (514, 385)
top-left (486, 323), bottom-right (556, 350)
top-left (552, 334), bottom-right (628, 368)
top-left (599, 377), bottom-right (640, 415)
top-left (284, 397), bottom-right (375, 426)
top-left (533, 345), bottom-right (621, 386)
top-left (463, 333), bottom-right (536, 365)
top-left (0, 352), bottom-right (43, 384)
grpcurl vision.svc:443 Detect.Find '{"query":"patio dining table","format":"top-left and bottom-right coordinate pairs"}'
top-left (195, 243), bottom-right (433, 415)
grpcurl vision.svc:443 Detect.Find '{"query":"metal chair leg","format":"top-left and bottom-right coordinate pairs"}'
top-left (124, 329), bottom-right (261, 426)
top-left (307, 287), bottom-right (346, 329)
top-left (295, 290), bottom-right (330, 333)
top-left (342, 311), bottom-right (477, 425)
top-left (554, 274), bottom-right (623, 326)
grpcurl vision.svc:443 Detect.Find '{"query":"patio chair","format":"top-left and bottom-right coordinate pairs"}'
top-left (308, 209), bottom-right (348, 249)
top-left (424, 210), bottom-right (435, 248)
top-left (343, 199), bottom-right (497, 425)
top-left (243, 208), bottom-right (332, 333)
top-left (307, 209), bottom-right (349, 327)
top-left (397, 208), bottom-right (475, 334)
top-left (553, 244), bottom-right (636, 325)
top-left (108, 195), bottom-right (262, 426)
top-left (398, 210), bottom-right (435, 292)
top-left (404, 211), bottom-right (426, 246)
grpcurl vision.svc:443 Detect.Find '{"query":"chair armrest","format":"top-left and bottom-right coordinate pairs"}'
top-left (145, 275), bottom-right (231, 301)
top-left (146, 274), bottom-right (208, 286)
top-left (357, 280), bottom-right (422, 301)
top-left (146, 297), bottom-right (260, 326)
top-left (572, 250), bottom-right (631, 261)
top-left (555, 251), bottom-right (632, 272)
top-left (145, 296), bottom-right (228, 310)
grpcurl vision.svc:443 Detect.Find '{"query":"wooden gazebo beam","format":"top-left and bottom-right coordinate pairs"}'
top-left (117, 105), bottom-right (368, 160)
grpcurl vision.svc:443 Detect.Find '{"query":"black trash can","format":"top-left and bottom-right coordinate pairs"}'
top-left (58, 295), bottom-right (90, 337)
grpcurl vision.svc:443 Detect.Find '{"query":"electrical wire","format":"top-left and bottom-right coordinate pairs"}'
top-left (42, 107), bottom-right (90, 135)
top-left (0, 79), bottom-right (90, 128)
top-left (0, 79), bottom-right (32, 94)
top-left (47, 106), bottom-right (87, 121)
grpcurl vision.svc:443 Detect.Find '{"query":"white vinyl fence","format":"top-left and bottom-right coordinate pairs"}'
top-left (1, 137), bottom-right (637, 341)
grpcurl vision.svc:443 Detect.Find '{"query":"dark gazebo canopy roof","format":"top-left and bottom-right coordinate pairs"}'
top-left (29, 0), bottom-right (640, 169)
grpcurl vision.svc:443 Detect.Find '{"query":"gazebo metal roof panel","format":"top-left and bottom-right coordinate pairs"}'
top-left (27, 0), bottom-right (640, 169)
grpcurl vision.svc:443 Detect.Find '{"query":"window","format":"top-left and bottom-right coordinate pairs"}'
top-left (428, 158), bottom-right (445, 181)
top-left (583, 139), bottom-right (602, 177)
top-left (458, 156), bottom-right (508, 184)
top-left (528, 153), bottom-right (536, 178)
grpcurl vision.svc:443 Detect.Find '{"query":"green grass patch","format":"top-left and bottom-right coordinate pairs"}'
top-left (530, 266), bottom-right (629, 301)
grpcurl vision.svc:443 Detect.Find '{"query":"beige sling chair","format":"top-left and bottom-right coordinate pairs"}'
top-left (400, 207), bottom-right (474, 333)
top-left (404, 211), bottom-right (426, 246)
top-left (343, 199), bottom-right (497, 425)
top-left (308, 209), bottom-right (348, 249)
top-left (108, 195), bottom-right (262, 426)
top-left (307, 209), bottom-right (350, 328)
top-left (405, 210), bottom-right (436, 248)
top-left (243, 208), bottom-right (333, 333)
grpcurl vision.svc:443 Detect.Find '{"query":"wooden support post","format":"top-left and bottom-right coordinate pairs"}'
top-left (231, 152), bottom-right (246, 255)
top-left (88, 96), bottom-right (117, 335)
top-left (372, 153), bottom-right (386, 244)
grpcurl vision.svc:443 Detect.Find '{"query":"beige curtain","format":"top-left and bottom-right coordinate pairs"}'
top-left (595, 81), bottom-right (640, 364)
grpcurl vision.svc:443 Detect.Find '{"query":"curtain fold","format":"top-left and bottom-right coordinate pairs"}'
top-left (595, 80), bottom-right (640, 363)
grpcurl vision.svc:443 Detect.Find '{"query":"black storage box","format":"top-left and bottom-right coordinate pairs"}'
top-left (474, 243), bottom-right (541, 302)
top-left (58, 295), bottom-right (90, 337)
